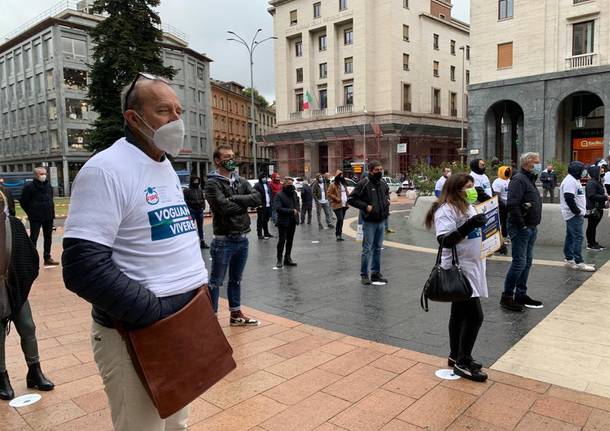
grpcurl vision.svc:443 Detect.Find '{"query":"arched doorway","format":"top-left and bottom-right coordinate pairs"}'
top-left (556, 92), bottom-right (605, 164)
top-left (484, 100), bottom-right (525, 165)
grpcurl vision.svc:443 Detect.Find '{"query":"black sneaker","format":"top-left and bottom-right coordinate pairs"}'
top-left (361, 275), bottom-right (371, 285)
top-left (318, 224), bottom-right (325, 229)
top-left (448, 357), bottom-right (483, 370)
top-left (258, 235), bottom-right (265, 239)
top-left (336, 237), bottom-right (345, 242)
top-left (596, 243), bottom-right (606, 250)
top-left (371, 273), bottom-right (388, 284)
top-left (500, 295), bottom-right (524, 312)
top-left (283, 257), bottom-right (297, 267)
top-left (515, 295), bottom-right (543, 309)
top-left (454, 363), bottom-right (488, 382)
top-left (275, 260), bottom-right (283, 269)
top-left (265, 234), bottom-right (274, 238)
top-left (587, 244), bottom-right (602, 251)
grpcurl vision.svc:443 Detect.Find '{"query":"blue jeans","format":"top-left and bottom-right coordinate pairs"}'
top-left (564, 215), bottom-right (584, 264)
top-left (503, 223), bottom-right (537, 299)
top-left (208, 236), bottom-right (249, 312)
top-left (360, 221), bottom-right (385, 276)
top-left (189, 208), bottom-right (204, 241)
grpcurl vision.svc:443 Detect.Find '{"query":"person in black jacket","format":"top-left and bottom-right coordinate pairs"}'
top-left (347, 161), bottom-right (390, 285)
top-left (206, 144), bottom-right (261, 325)
top-left (300, 179), bottom-right (313, 224)
top-left (253, 172), bottom-right (273, 239)
top-left (20, 167), bottom-right (58, 266)
top-left (274, 177), bottom-right (300, 268)
top-left (183, 175), bottom-right (209, 249)
top-left (585, 165), bottom-right (609, 250)
top-left (502, 152), bottom-right (544, 312)
top-left (540, 164), bottom-right (558, 203)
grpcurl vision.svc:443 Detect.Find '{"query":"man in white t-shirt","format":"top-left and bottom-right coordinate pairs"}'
top-left (469, 158), bottom-right (492, 203)
top-left (434, 167), bottom-right (451, 198)
top-left (62, 75), bottom-right (208, 430)
top-left (560, 161), bottom-right (595, 272)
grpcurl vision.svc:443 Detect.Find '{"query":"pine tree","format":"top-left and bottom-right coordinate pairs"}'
top-left (87, 0), bottom-right (175, 152)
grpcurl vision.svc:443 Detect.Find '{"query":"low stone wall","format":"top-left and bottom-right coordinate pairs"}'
top-left (407, 196), bottom-right (610, 247)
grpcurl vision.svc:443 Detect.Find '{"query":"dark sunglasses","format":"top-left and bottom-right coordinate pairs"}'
top-left (123, 72), bottom-right (170, 112)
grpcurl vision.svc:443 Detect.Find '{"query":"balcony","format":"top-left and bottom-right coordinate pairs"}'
top-left (310, 108), bottom-right (328, 118)
top-left (336, 105), bottom-right (353, 115)
top-left (566, 53), bottom-right (598, 69)
top-left (290, 111), bottom-right (304, 121)
top-left (287, 105), bottom-right (356, 121)
top-left (433, 107), bottom-right (441, 115)
top-left (403, 103), bottom-right (412, 112)
top-left (451, 109), bottom-right (458, 117)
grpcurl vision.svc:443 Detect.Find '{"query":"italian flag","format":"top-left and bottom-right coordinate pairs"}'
top-left (303, 91), bottom-right (314, 110)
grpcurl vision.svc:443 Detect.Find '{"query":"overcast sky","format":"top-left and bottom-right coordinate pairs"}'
top-left (0, 0), bottom-right (470, 103)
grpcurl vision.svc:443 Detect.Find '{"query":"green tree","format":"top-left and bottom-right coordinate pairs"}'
top-left (243, 88), bottom-right (269, 108)
top-left (87, 0), bottom-right (175, 152)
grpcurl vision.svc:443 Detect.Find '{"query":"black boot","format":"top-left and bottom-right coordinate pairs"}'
top-left (284, 257), bottom-right (297, 267)
top-left (0, 371), bottom-right (14, 400)
top-left (275, 260), bottom-right (283, 269)
top-left (26, 363), bottom-right (54, 391)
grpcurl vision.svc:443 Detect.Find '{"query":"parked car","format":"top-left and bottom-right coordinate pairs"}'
top-left (401, 179), bottom-right (415, 191)
top-left (330, 177), bottom-right (357, 194)
top-left (382, 177), bottom-right (402, 193)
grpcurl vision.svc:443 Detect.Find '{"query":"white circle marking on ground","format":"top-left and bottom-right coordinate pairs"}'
top-left (9, 393), bottom-right (42, 408)
top-left (435, 369), bottom-right (461, 380)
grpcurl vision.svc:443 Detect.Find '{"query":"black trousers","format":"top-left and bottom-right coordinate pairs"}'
top-left (301, 203), bottom-right (312, 224)
top-left (29, 219), bottom-right (53, 259)
top-left (449, 297), bottom-right (484, 366)
top-left (277, 222), bottom-right (297, 261)
top-left (257, 207), bottom-right (272, 237)
top-left (333, 207), bottom-right (348, 238)
top-left (586, 213), bottom-right (603, 246)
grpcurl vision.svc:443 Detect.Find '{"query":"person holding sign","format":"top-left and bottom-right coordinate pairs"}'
top-left (424, 173), bottom-right (488, 382)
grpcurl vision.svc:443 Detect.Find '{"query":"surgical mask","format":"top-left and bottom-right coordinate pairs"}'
top-left (532, 163), bottom-right (542, 175)
top-left (445, 172), bottom-right (452, 178)
top-left (38, 175), bottom-right (47, 182)
top-left (262, 178), bottom-right (268, 183)
top-left (581, 170), bottom-right (589, 179)
top-left (135, 113), bottom-right (185, 157)
top-left (220, 159), bottom-right (237, 172)
top-left (465, 187), bottom-right (478, 204)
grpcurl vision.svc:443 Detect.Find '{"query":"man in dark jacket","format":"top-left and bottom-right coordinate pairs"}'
top-left (300, 179), bottom-right (313, 224)
top-left (502, 152), bottom-right (543, 312)
top-left (540, 164), bottom-right (558, 203)
top-left (20, 167), bottom-right (58, 266)
top-left (183, 175), bottom-right (209, 248)
top-left (347, 161), bottom-right (390, 285)
top-left (585, 165), bottom-right (609, 250)
top-left (274, 177), bottom-right (300, 268)
top-left (206, 144), bottom-right (261, 325)
top-left (312, 173), bottom-right (334, 229)
top-left (253, 172), bottom-right (273, 239)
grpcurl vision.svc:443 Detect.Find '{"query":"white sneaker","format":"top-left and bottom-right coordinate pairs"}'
top-left (575, 263), bottom-right (596, 272)
top-left (564, 259), bottom-right (577, 268)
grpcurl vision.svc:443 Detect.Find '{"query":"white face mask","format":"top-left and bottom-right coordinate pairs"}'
top-left (135, 113), bottom-right (185, 157)
top-left (38, 175), bottom-right (47, 182)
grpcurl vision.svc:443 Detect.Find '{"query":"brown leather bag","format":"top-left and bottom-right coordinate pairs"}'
top-left (118, 287), bottom-right (236, 419)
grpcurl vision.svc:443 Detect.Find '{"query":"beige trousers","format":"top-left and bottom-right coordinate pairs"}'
top-left (91, 321), bottom-right (190, 431)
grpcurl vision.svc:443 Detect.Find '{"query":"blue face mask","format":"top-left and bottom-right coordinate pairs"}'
top-left (532, 163), bottom-right (542, 175)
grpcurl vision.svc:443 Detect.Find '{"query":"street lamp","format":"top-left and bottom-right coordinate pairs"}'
top-left (363, 106), bottom-right (367, 168)
top-left (459, 46), bottom-right (466, 162)
top-left (227, 29), bottom-right (277, 178)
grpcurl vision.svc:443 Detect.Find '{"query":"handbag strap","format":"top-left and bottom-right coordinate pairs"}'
top-left (451, 245), bottom-right (460, 266)
top-left (435, 238), bottom-right (444, 265)
top-left (420, 288), bottom-right (429, 312)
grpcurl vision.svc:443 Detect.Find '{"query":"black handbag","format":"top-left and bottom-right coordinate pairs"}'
top-left (420, 239), bottom-right (473, 312)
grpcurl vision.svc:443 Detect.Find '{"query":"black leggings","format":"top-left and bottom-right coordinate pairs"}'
top-left (333, 207), bottom-right (348, 238)
top-left (449, 297), bottom-right (484, 366)
top-left (586, 213), bottom-right (603, 246)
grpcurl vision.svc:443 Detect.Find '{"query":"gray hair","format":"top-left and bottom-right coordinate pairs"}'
top-left (121, 82), bottom-right (142, 113)
top-left (34, 166), bottom-right (47, 175)
top-left (520, 152), bottom-right (540, 166)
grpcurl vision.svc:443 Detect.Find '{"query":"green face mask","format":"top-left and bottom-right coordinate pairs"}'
top-left (220, 159), bottom-right (237, 172)
top-left (465, 187), bottom-right (478, 204)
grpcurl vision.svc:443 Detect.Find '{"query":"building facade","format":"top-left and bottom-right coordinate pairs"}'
top-left (0, 1), bottom-right (213, 195)
top-left (469, 0), bottom-right (610, 165)
top-left (266, 0), bottom-right (470, 177)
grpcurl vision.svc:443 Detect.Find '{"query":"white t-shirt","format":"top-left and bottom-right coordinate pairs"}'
top-left (64, 138), bottom-right (208, 297)
top-left (434, 203), bottom-right (488, 298)
top-left (604, 172), bottom-right (610, 186)
top-left (492, 178), bottom-right (510, 202)
top-left (340, 184), bottom-right (348, 207)
top-left (470, 171), bottom-right (492, 199)
top-left (263, 183), bottom-right (271, 207)
top-left (435, 176), bottom-right (447, 196)
top-left (559, 175), bottom-right (586, 221)
top-left (319, 182), bottom-right (328, 204)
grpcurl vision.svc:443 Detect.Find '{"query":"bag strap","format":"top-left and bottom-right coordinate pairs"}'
top-left (435, 238), bottom-right (444, 265)
top-left (420, 288), bottom-right (429, 312)
top-left (451, 245), bottom-right (460, 266)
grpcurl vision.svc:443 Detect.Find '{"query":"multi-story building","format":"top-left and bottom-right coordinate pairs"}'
top-left (0, 0), bottom-right (213, 195)
top-left (266, 0), bottom-right (470, 177)
top-left (469, 0), bottom-right (610, 165)
top-left (254, 102), bottom-right (277, 174)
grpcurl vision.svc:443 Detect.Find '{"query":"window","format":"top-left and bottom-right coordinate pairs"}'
top-left (573, 20), bottom-right (594, 55)
top-left (313, 2), bottom-right (321, 18)
top-left (14, 51), bottom-right (22, 75)
top-left (296, 67), bottom-right (303, 83)
top-left (403, 84), bottom-right (411, 111)
top-left (450, 65), bottom-right (456, 81)
top-left (34, 43), bottom-right (42, 65)
top-left (319, 34), bottom-right (327, 51)
top-left (497, 42), bottom-right (513, 68)
top-left (290, 10), bottom-right (298, 25)
top-left (450, 92), bottom-right (457, 117)
top-left (63, 68), bottom-right (87, 91)
top-left (344, 84), bottom-right (353, 105)
top-left (295, 40), bottom-right (303, 57)
top-left (46, 70), bottom-right (54, 90)
top-left (0, 60), bottom-right (3, 83)
top-left (199, 114), bottom-right (205, 127)
top-left (47, 99), bottom-right (57, 120)
top-left (344, 28), bottom-right (353, 45)
top-left (339, 0), bottom-right (348, 11)
top-left (198, 91), bottom-right (205, 104)
top-left (434, 34), bottom-right (439, 50)
top-left (65, 98), bottom-right (91, 120)
top-left (67, 129), bottom-right (90, 149)
top-left (319, 89), bottom-right (328, 109)
top-left (296, 92), bottom-right (304, 112)
top-left (403, 0), bottom-right (409, 8)
top-left (197, 65), bottom-right (205, 81)
top-left (61, 37), bottom-right (87, 60)
top-left (7, 56), bottom-right (13, 77)
top-left (433, 88), bottom-right (441, 114)
top-left (23, 48), bottom-right (31, 70)
top-left (403, 54), bottom-right (409, 71)
top-left (344, 57), bottom-right (353, 74)
top-left (16, 81), bottom-right (22, 98)
top-left (403, 25), bottom-right (410, 42)
top-left (433, 61), bottom-right (439, 77)
top-left (466, 70), bottom-right (470, 85)
top-left (319, 62), bottom-right (328, 79)
top-left (498, 0), bottom-right (514, 20)
top-left (25, 77), bottom-right (32, 96)
top-left (451, 40), bottom-right (456, 55)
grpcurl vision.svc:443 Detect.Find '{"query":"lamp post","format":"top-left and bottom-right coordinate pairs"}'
top-left (459, 46), bottom-right (466, 163)
top-left (363, 106), bottom-right (367, 170)
top-left (227, 29), bottom-right (277, 178)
